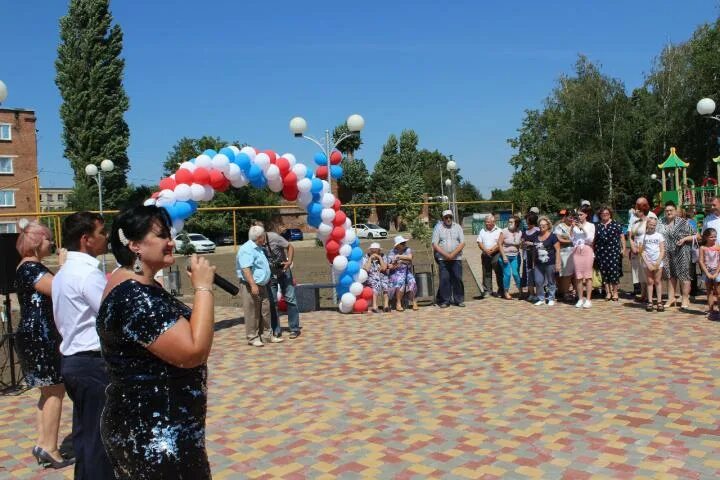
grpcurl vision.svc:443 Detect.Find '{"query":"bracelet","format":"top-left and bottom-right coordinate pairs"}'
top-left (194, 286), bottom-right (214, 294)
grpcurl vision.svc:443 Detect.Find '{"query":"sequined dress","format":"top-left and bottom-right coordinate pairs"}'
top-left (97, 280), bottom-right (210, 479)
top-left (15, 261), bottom-right (63, 387)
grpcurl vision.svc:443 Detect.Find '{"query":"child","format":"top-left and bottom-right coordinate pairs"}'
top-left (640, 217), bottom-right (665, 312)
top-left (362, 242), bottom-right (389, 313)
top-left (699, 228), bottom-right (719, 317)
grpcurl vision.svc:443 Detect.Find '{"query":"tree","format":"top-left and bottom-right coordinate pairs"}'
top-left (332, 124), bottom-right (363, 161)
top-left (337, 157), bottom-right (370, 203)
top-left (56, 0), bottom-right (130, 210)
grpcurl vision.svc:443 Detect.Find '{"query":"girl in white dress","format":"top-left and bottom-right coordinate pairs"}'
top-left (641, 218), bottom-right (665, 312)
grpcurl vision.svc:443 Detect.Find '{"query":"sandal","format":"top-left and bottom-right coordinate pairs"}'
top-left (383, 307), bottom-right (390, 313)
top-left (396, 306), bottom-right (405, 312)
top-left (645, 302), bottom-right (654, 312)
top-left (371, 308), bottom-right (378, 313)
top-left (657, 303), bottom-right (665, 312)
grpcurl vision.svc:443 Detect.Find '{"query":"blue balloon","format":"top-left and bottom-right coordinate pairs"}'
top-left (308, 202), bottom-right (323, 217)
top-left (219, 147), bottom-right (236, 162)
top-left (234, 152), bottom-right (251, 172)
top-left (187, 200), bottom-right (198, 213)
top-left (250, 176), bottom-right (266, 188)
top-left (202, 149), bottom-right (217, 158)
top-left (336, 285), bottom-right (349, 296)
top-left (308, 215), bottom-right (321, 228)
top-left (248, 164), bottom-right (263, 180)
top-left (310, 178), bottom-right (323, 194)
top-left (350, 247), bottom-right (363, 261)
top-left (314, 152), bottom-right (327, 166)
top-left (351, 238), bottom-right (360, 248)
top-left (346, 260), bottom-right (360, 275)
top-left (312, 192), bottom-right (322, 202)
top-left (339, 273), bottom-right (353, 286)
top-left (330, 165), bottom-right (343, 179)
top-left (174, 201), bottom-right (193, 220)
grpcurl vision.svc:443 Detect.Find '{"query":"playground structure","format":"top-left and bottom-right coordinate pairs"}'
top-left (655, 147), bottom-right (720, 219)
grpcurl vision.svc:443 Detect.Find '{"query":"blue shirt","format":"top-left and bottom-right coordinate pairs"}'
top-left (236, 240), bottom-right (271, 286)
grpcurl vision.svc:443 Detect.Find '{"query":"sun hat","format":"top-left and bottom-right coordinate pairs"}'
top-left (580, 199), bottom-right (591, 207)
top-left (369, 242), bottom-right (381, 250)
top-left (442, 209), bottom-right (453, 218)
top-left (393, 235), bottom-right (409, 247)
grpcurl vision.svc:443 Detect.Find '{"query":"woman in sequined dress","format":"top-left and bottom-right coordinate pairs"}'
top-left (15, 219), bottom-right (74, 469)
top-left (97, 206), bottom-right (216, 479)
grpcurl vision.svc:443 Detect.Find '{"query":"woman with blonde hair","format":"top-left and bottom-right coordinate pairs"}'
top-left (15, 219), bottom-right (73, 469)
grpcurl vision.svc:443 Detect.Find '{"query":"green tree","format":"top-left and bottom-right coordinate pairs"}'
top-left (332, 124), bottom-right (363, 161)
top-left (337, 157), bottom-right (370, 203)
top-left (56, 0), bottom-right (129, 210)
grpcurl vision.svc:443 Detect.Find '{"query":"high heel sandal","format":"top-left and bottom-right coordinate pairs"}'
top-left (33, 447), bottom-right (74, 469)
top-left (657, 303), bottom-right (665, 312)
top-left (645, 302), bottom-right (654, 312)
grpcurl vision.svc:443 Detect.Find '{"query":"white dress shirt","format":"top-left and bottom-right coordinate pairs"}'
top-left (477, 226), bottom-right (501, 252)
top-left (52, 251), bottom-right (107, 355)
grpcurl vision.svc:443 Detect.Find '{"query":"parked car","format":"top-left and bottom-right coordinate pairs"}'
top-left (353, 223), bottom-right (388, 239)
top-left (174, 233), bottom-right (216, 253)
top-left (281, 228), bottom-right (304, 241)
top-left (214, 233), bottom-right (235, 246)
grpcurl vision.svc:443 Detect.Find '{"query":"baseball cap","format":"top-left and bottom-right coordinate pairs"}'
top-left (442, 209), bottom-right (453, 218)
top-left (369, 242), bottom-right (381, 250)
top-left (529, 207), bottom-right (540, 214)
top-left (580, 199), bottom-right (591, 207)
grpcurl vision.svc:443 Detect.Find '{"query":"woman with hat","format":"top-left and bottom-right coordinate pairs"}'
top-left (387, 235), bottom-right (418, 311)
top-left (362, 242), bottom-right (390, 313)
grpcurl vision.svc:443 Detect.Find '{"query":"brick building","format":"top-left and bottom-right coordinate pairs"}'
top-left (0, 108), bottom-right (39, 233)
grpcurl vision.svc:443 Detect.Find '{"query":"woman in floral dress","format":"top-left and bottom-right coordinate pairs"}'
top-left (594, 206), bottom-right (625, 302)
top-left (362, 242), bottom-right (389, 313)
top-left (386, 236), bottom-right (418, 311)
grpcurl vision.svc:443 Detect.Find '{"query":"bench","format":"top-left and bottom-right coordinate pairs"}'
top-left (295, 282), bottom-right (336, 312)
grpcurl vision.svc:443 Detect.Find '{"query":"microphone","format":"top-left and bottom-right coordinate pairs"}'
top-left (186, 264), bottom-right (240, 296)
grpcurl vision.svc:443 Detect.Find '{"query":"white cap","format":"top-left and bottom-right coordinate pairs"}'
top-left (529, 206), bottom-right (540, 214)
top-left (580, 199), bottom-right (591, 207)
top-left (393, 235), bottom-right (409, 247)
top-left (369, 242), bottom-right (381, 250)
top-left (442, 209), bottom-right (453, 218)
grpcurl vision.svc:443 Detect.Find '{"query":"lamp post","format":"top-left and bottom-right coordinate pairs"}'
top-left (446, 159), bottom-right (459, 221)
top-left (697, 98), bottom-right (720, 179)
top-left (85, 159), bottom-right (114, 272)
top-left (0, 80), bottom-right (7, 105)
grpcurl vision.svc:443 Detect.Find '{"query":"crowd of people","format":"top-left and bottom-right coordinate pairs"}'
top-left (12, 196), bottom-right (720, 477)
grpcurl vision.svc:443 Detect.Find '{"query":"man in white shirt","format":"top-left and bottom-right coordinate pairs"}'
top-left (52, 212), bottom-right (113, 479)
top-left (476, 214), bottom-right (504, 298)
top-left (702, 197), bottom-right (720, 234)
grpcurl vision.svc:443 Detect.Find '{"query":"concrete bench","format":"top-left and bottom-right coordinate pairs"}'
top-left (295, 282), bottom-right (336, 312)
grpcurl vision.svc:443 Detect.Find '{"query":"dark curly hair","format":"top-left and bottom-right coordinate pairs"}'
top-left (110, 205), bottom-right (172, 267)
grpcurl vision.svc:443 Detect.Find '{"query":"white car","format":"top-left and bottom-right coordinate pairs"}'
top-left (353, 223), bottom-right (388, 239)
top-left (174, 233), bottom-right (216, 253)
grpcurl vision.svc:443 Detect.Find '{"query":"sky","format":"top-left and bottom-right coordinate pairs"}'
top-left (1, 0), bottom-right (718, 197)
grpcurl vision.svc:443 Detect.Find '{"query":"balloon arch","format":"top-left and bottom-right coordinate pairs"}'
top-left (144, 145), bottom-right (373, 313)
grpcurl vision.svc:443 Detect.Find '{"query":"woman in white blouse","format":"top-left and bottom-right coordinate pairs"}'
top-left (571, 206), bottom-right (596, 309)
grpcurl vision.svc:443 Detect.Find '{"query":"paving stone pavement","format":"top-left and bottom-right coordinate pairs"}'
top-left (2, 297), bottom-right (720, 479)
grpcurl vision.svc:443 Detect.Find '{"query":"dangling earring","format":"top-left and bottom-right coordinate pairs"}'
top-left (133, 252), bottom-right (144, 274)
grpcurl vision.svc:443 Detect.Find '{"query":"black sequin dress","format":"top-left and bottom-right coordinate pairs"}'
top-left (15, 261), bottom-right (63, 387)
top-left (97, 280), bottom-right (210, 480)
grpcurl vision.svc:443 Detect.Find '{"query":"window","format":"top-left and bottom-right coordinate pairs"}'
top-left (47, 193), bottom-right (54, 202)
top-left (0, 222), bottom-right (16, 233)
top-left (0, 190), bottom-right (15, 207)
top-left (58, 194), bottom-right (64, 201)
top-left (0, 157), bottom-right (12, 174)
top-left (0, 124), bottom-right (10, 141)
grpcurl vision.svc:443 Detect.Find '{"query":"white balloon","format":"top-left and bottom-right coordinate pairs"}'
top-left (349, 282), bottom-right (364, 296)
top-left (355, 269), bottom-right (368, 283)
top-left (180, 161), bottom-right (196, 172)
top-left (339, 244), bottom-right (353, 257)
top-left (174, 183), bottom-right (192, 202)
top-left (231, 174), bottom-right (248, 188)
top-left (172, 219), bottom-right (184, 234)
top-left (254, 153), bottom-right (270, 171)
top-left (266, 164), bottom-right (281, 180)
top-left (339, 302), bottom-right (353, 314)
top-left (321, 193), bottom-right (336, 208)
top-left (282, 153), bottom-right (297, 168)
top-left (343, 229), bottom-right (357, 245)
top-left (317, 230), bottom-right (329, 241)
top-left (297, 178), bottom-right (312, 193)
top-left (170, 174), bottom-right (176, 180)
top-left (228, 145), bottom-right (241, 156)
top-left (292, 163), bottom-right (307, 179)
top-left (317, 222), bottom-right (333, 237)
top-left (211, 153), bottom-right (230, 172)
top-left (240, 146), bottom-right (256, 160)
top-left (156, 189), bottom-right (176, 207)
top-left (227, 163), bottom-right (241, 180)
top-left (298, 191), bottom-right (313, 207)
top-left (143, 198), bottom-right (156, 206)
top-left (321, 180), bottom-right (330, 194)
top-left (341, 292), bottom-right (356, 308)
top-left (344, 218), bottom-right (352, 230)
top-left (321, 208), bottom-right (336, 223)
top-left (190, 183), bottom-right (205, 201)
top-left (202, 185), bottom-right (215, 201)
top-left (195, 154), bottom-right (212, 169)
top-left (333, 255), bottom-right (348, 272)
top-left (268, 178), bottom-right (283, 193)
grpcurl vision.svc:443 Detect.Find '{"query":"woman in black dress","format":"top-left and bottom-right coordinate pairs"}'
top-left (594, 206), bottom-right (626, 301)
top-left (15, 219), bottom-right (73, 469)
top-left (97, 205), bottom-right (216, 479)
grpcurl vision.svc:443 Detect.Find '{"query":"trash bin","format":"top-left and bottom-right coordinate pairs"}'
top-left (165, 266), bottom-right (181, 296)
top-left (415, 271), bottom-right (434, 303)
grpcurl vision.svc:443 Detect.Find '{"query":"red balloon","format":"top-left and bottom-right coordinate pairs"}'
top-left (333, 199), bottom-right (341, 211)
top-left (330, 151), bottom-right (343, 165)
top-left (175, 168), bottom-right (194, 185)
top-left (264, 150), bottom-right (277, 164)
top-left (282, 172), bottom-right (298, 187)
top-left (353, 298), bottom-right (368, 313)
top-left (193, 167), bottom-right (210, 185)
top-left (252, 147), bottom-right (260, 155)
top-left (333, 210), bottom-right (347, 226)
top-left (282, 187), bottom-right (298, 201)
top-left (209, 170), bottom-right (226, 189)
top-left (331, 226), bottom-right (345, 241)
top-left (216, 177), bottom-right (231, 192)
top-left (326, 251), bottom-right (338, 263)
top-left (325, 239), bottom-right (340, 255)
top-left (159, 177), bottom-right (176, 191)
top-left (278, 298), bottom-right (288, 312)
top-left (315, 166), bottom-right (328, 179)
top-left (361, 286), bottom-right (373, 301)
top-left (276, 157), bottom-right (290, 176)
top-left (151, 191), bottom-right (160, 199)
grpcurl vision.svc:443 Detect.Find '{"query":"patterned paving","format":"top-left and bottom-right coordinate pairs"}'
top-left (2, 298), bottom-right (720, 479)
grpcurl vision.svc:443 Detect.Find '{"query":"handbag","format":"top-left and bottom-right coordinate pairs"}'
top-left (592, 268), bottom-right (603, 289)
top-left (691, 235), bottom-right (700, 264)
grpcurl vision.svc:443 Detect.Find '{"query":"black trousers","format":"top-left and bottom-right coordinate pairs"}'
top-left (61, 354), bottom-right (115, 480)
top-left (436, 259), bottom-right (465, 305)
top-left (481, 252), bottom-right (505, 296)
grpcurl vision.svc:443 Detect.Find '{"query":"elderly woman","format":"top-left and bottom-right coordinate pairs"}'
top-left (571, 205), bottom-right (596, 309)
top-left (97, 205), bottom-right (216, 479)
top-left (553, 210), bottom-right (577, 301)
top-left (661, 202), bottom-right (695, 309)
top-left (498, 215), bottom-right (522, 299)
top-left (15, 220), bottom-right (73, 469)
top-left (532, 216), bottom-right (561, 306)
top-left (594, 206), bottom-right (625, 302)
top-left (362, 242), bottom-right (389, 313)
top-left (628, 197), bottom-right (656, 302)
top-left (387, 235), bottom-right (418, 311)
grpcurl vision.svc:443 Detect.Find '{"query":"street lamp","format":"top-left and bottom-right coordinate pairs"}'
top-left (650, 173), bottom-right (663, 187)
top-left (0, 80), bottom-right (7, 105)
top-left (697, 98), bottom-right (720, 121)
top-left (85, 159), bottom-right (114, 272)
top-left (446, 159), bottom-right (459, 221)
